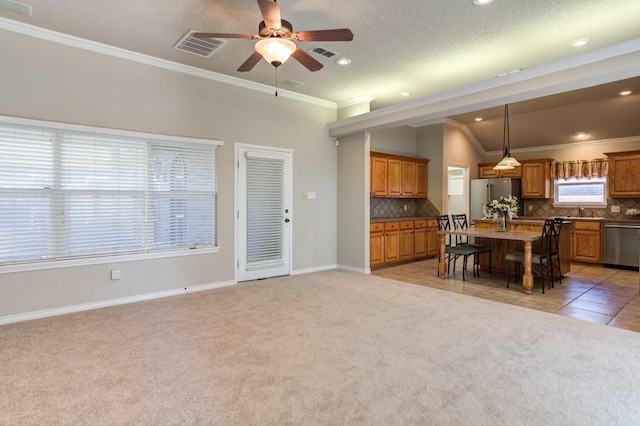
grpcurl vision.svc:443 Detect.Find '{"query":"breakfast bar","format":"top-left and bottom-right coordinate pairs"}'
top-left (438, 227), bottom-right (542, 295)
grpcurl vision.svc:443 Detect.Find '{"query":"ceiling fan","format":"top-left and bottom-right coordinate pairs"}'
top-left (193, 0), bottom-right (353, 72)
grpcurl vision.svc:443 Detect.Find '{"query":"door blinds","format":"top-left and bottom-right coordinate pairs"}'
top-left (245, 154), bottom-right (285, 271)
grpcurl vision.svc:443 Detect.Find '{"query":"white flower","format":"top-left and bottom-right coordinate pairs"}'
top-left (626, 208), bottom-right (640, 216)
top-left (482, 195), bottom-right (519, 220)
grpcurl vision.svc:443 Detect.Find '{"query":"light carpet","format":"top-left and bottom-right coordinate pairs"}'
top-left (1, 270), bottom-right (640, 425)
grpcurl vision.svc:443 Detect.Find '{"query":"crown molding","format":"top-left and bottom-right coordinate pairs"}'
top-left (0, 17), bottom-right (337, 110)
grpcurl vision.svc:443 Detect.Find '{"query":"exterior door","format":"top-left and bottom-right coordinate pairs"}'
top-left (236, 144), bottom-right (292, 282)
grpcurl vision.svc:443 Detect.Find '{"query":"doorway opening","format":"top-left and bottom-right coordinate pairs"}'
top-left (447, 165), bottom-right (469, 217)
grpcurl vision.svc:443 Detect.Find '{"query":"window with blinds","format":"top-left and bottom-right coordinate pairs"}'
top-left (0, 122), bottom-right (218, 265)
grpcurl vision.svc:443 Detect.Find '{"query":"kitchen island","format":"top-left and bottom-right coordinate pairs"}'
top-left (473, 218), bottom-right (571, 275)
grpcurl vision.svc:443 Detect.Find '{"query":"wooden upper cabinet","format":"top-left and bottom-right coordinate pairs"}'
top-left (387, 158), bottom-right (402, 196)
top-left (370, 152), bottom-right (429, 199)
top-left (370, 155), bottom-right (388, 196)
top-left (605, 150), bottom-right (640, 197)
top-left (401, 160), bottom-right (416, 196)
top-left (521, 160), bottom-right (552, 198)
top-left (415, 162), bottom-right (428, 198)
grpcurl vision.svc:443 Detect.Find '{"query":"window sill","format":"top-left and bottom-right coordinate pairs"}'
top-left (0, 246), bottom-right (221, 274)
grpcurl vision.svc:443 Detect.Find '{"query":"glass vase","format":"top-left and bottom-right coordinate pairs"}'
top-left (494, 214), bottom-right (508, 232)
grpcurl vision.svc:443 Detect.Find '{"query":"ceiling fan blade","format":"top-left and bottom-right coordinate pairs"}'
top-left (237, 51), bottom-right (264, 72)
top-left (257, 0), bottom-right (281, 30)
top-left (291, 48), bottom-right (323, 72)
top-left (294, 29), bottom-right (354, 42)
top-left (192, 32), bottom-right (256, 40)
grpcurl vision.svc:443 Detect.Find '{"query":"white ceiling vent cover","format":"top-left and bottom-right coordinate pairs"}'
top-left (173, 29), bottom-right (227, 58)
top-left (309, 46), bottom-right (338, 59)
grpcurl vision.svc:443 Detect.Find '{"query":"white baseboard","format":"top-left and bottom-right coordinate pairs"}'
top-left (291, 264), bottom-right (338, 275)
top-left (336, 264), bottom-right (369, 274)
top-left (0, 279), bottom-right (236, 325)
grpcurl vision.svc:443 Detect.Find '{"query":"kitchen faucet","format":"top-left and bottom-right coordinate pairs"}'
top-left (578, 207), bottom-right (584, 217)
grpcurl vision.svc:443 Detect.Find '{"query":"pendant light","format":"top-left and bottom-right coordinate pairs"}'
top-left (493, 104), bottom-right (521, 170)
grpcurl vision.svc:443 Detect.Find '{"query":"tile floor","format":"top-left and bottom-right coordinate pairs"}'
top-left (373, 258), bottom-right (640, 333)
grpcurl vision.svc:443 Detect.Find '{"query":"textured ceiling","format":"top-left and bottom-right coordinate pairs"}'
top-left (1, 0), bottom-right (640, 151)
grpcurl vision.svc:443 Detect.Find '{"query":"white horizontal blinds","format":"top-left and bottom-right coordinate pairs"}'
top-left (245, 155), bottom-right (285, 270)
top-left (0, 118), bottom-right (219, 266)
top-left (148, 142), bottom-right (216, 250)
top-left (0, 125), bottom-right (55, 262)
top-left (59, 133), bottom-right (147, 256)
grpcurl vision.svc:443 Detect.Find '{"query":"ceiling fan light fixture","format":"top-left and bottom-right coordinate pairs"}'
top-left (255, 38), bottom-right (296, 67)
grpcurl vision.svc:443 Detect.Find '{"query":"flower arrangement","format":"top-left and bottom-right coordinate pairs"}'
top-left (626, 208), bottom-right (640, 219)
top-left (482, 195), bottom-right (520, 220)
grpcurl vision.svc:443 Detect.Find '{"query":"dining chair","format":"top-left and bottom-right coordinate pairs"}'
top-left (549, 217), bottom-right (564, 285)
top-left (435, 214), bottom-right (479, 281)
top-left (505, 218), bottom-right (555, 293)
top-left (450, 214), bottom-right (492, 277)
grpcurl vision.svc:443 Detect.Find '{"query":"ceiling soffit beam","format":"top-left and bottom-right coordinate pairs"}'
top-left (328, 38), bottom-right (640, 138)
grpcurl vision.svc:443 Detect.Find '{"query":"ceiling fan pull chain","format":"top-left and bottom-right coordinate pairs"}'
top-left (275, 67), bottom-right (278, 97)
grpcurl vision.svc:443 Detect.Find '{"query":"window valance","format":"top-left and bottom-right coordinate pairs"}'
top-left (550, 158), bottom-right (608, 179)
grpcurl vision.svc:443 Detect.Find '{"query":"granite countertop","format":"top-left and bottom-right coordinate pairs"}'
top-left (478, 216), bottom-right (640, 223)
top-left (371, 216), bottom-right (435, 223)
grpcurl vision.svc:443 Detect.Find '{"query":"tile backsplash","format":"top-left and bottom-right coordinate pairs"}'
top-left (370, 198), bottom-right (440, 218)
top-left (525, 198), bottom-right (640, 219)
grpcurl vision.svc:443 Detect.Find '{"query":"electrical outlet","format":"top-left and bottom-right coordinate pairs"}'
top-left (611, 205), bottom-right (620, 213)
top-left (403, 204), bottom-right (408, 211)
top-left (528, 205), bottom-right (533, 212)
top-left (110, 269), bottom-right (121, 280)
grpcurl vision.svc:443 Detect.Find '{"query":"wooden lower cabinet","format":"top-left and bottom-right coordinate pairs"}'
top-left (426, 219), bottom-right (439, 257)
top-left (571, 220), bottom-right (602, 263)
top-left (369, 223), bottom-right (385, 268)
top-left (400, 221), bottom-right (415, 262)
top-left (384, 222), bottom-right (400, 264)
top-left (370, 218), bottom-right (438, 268)
top-left (414, 220), bottom-right (427, 258)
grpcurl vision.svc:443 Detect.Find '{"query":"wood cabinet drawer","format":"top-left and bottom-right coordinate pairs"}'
top-left (414, 220), bottom-right (427, 229)
top-left (427, 219), bottom-right (438, 228)
top-left (573, 221), bottom-right (601, 231)
top-left (400, 221), bottom-right (414, 229)
top-left (384, 222), bottom-right (400, 231)
top-left (370, 223), bottom-right (385, 232)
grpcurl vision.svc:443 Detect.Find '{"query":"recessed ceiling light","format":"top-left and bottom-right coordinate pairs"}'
top-left (473, 0), bottom-right (494, 5)
top-left (574, 131), bottom-right (588, 139)
top-left (400, 91), bottom-right (412, 97)
top-left (336, 57), bottom-right (351, 66)
top-left (570, 38), bottom-right (591, 47)
top-left (618, 90), bottom-right (632, 96)
top-left (474, 117), bottom-right (483, 122)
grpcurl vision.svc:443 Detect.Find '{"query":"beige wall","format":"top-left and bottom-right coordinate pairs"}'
top-left (416, 124), bottom-right (445, 213)
top-left (0, 28), bottom-right (338, 319)
top-left (370, 126), bottom-right (417, 157)
top-left (336, 133), bottom-right (369, 271)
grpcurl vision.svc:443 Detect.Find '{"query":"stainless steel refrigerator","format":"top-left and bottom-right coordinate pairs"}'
top-left (469, 178), bottom-right (524, 224)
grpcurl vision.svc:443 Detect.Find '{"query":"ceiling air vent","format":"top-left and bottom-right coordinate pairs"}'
top-left (173, 29), bottom-right (227, 58)
top-left (309, 46), bottom-right (338, 59)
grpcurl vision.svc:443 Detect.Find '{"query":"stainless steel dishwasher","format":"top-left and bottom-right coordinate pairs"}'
top-left (603, 222), bottom-right (640, 270)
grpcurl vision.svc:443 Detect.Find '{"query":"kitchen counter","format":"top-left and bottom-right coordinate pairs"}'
top-left (517, 216), bottom-right (640, 223)
top-left (371, 216), bottom-right (435, 223)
